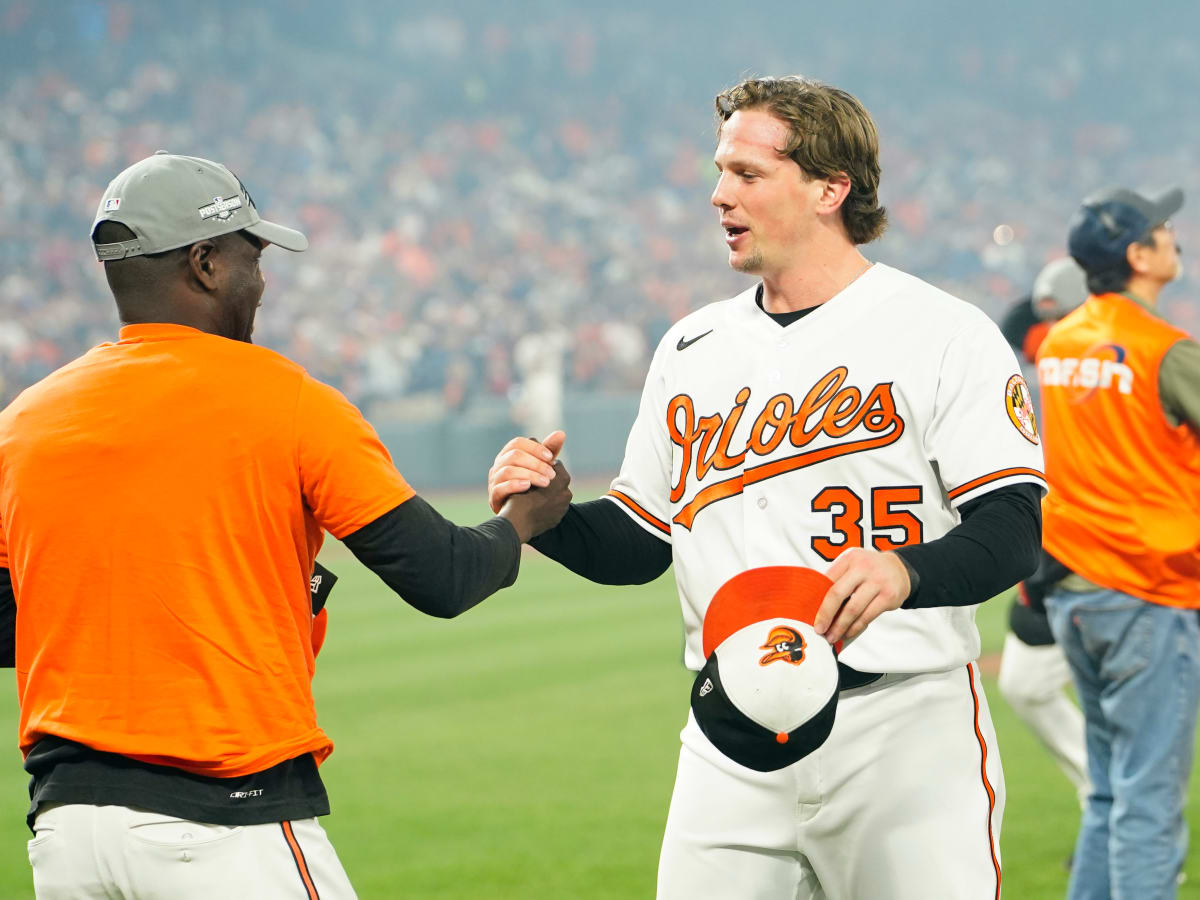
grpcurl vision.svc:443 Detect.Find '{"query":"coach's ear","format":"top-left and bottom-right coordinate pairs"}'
top-left (187, 239), bottom-right (221, 292)
top-left (815, 172), bottom-right (852, 217)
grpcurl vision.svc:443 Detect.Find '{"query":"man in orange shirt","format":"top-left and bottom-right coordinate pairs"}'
top-left (1037, 186), bottom-right (1200, 899)
top-left (0, 152), bottom-right (570, 899)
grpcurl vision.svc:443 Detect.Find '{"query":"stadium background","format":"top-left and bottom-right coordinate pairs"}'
top-left (2, 0), bottom-right (1200, 895)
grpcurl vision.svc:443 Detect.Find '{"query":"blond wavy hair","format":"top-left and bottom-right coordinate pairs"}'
top-left (715, 76), bottom-right (888, 245)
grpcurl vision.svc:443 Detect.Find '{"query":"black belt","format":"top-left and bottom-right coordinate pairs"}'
top-left (838, 662), bottom-right (883, 691)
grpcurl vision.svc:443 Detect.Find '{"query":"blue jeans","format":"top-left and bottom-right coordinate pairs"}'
top-left (1046, 587), bottom-right (1200, 900)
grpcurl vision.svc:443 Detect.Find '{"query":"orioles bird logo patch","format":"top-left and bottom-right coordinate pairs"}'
top-left (759, 625), bottom-right (806, 666)
top-left (1005, 374), bottom-right (1039, 445)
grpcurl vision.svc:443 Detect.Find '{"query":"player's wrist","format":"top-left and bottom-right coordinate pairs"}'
top-left (890, 550), bottom-right (920, 605)
top-left (497, 503), bottom-right (534, 543)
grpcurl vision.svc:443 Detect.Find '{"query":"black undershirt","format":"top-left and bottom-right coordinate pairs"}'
top-left (3, 497), bottom-right (522, 830)
top-left (754, 284), bottom-right (821, 326)
top-left (23, 737), bottom-right (330, 831)
top-left (532, 484), bottom-right (1041, 608)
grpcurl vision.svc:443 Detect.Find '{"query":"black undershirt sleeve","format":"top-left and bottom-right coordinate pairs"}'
top-left (0, 568), bottom-right (12, 667)
top-left (527, 482), bottom-right (1039, 610)
top-left (341, 496), bottom-right (522, 618)
top-left (896, 482), bottom-right (1042, 609)
top-left (530, 498), bottom-right (672, 584)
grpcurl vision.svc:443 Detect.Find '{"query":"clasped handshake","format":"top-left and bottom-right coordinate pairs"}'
top-left (489, 430), bottom-right (572, 544)
top-left (486, 429), bottom-right (913, 646)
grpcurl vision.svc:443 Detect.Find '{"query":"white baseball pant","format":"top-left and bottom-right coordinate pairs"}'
top-left (658, 663), bottom-right (1004, 900)
top-left (997, 630), bottom-right (1090, 806)
top-left (28, 803), bottom-right (356, 899)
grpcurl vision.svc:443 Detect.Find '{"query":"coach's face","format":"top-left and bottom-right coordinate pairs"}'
top-left (711, 109), bottom-right (826, 277)
top-left (212, 231), bottom-right (267, 343)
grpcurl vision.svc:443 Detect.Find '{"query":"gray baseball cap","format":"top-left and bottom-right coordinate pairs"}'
top-left (92, 151), bottom-right (308, 261)
top-left (1031, 257), bottom-right (1088, 320)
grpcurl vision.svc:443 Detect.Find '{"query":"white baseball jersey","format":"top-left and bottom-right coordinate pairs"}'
top-left (607, 263), bottom-right (1047, 674)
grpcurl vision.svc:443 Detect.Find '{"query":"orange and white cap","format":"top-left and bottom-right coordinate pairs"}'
top-left (690, 566), bottom-right (841, 772)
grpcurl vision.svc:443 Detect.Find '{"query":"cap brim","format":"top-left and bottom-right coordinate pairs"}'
top-left (1150, 187), bottom-right (1184, 225)
top-left (702, 566), bottom-right (837, 658)
top-left (246, 219), bottom-right (308, 252)
top-left (691, 652), bottom-right (838, 771)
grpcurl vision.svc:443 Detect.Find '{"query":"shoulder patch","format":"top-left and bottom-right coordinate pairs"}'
top-left (1005, 374), bottom-right (1039, 444)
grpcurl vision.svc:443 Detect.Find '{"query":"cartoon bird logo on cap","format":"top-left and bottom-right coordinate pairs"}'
top-left (759, 625), bottom-right (806, 666)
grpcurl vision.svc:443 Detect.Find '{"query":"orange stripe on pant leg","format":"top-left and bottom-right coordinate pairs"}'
top-left (281, 821), bottom-right (321, 900)
top-left (966, 663), bottom-right (1002, 900)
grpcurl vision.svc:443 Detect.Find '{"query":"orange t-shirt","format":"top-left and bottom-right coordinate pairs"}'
top-left (0, 324), bottom-right (414, 776)
top-left (1037, 294), bottom-right (1200, 608)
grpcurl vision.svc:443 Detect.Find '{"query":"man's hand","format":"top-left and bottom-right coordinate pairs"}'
top-left (499, 460), bottom-right (572, 543)
top-left (813, 548), bottom-right (912, 646)
top-left (488, 430), bottom-right (566, 513)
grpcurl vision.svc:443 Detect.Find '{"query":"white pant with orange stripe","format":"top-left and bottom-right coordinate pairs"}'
top-left (658, 663), bottom-right (1004, 900)
top-left (28, 804), bottom-right (356, 899)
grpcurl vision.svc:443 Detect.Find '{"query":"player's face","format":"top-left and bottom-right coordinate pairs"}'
top-left (711, 109), bottom-right (825, 278)
top-left (217, 232), bottom-right (267, 343)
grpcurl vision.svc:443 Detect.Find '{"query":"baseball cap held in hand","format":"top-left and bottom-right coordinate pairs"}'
top-left (92, 151), bottom-right (308, 261)
top-left (1067, 185), bottom-right (1183, 273)
top-left (691, 566), bottom-right (841, 772)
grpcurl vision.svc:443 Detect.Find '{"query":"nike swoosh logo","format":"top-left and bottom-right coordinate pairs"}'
top-left (676, 330), bottom-right (714, 351)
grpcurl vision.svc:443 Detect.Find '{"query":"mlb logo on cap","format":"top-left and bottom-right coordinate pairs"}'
top-left (690, 566), bottom-right (841, 772)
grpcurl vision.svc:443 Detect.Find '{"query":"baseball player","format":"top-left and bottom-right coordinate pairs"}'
top-left (489, 77), bottom-right (1045, 899)
top-left (0, 152), bottom-right (570, 899)
top-left (997, 258), bottom-right (1091, 813)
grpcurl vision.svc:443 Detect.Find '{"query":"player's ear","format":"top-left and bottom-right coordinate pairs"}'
top-left (188, 240), bottom-right (220, 292)
top-left (816, 172), bottom-right (852, 216)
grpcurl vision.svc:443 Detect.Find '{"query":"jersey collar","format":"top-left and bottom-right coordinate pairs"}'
top-left (117, 323), bottom-right (211, 343)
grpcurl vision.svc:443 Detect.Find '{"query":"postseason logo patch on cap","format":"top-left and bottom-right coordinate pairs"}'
top-left (198, 195), bottom-right (244, 221)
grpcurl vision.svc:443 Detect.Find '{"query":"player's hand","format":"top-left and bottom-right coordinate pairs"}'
top-left (499, 460), bottom-right (572, 542)
top-left (488, 430), bottom-right (566, 513)
top-left (813, 548), bottom-right (912, 646)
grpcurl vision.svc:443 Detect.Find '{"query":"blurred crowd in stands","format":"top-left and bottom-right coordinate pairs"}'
top-left (2, 0), bottom-right (1198, 420)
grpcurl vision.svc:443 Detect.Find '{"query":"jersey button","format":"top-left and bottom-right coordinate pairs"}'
top-left (757, 496), bottom-right (768, 509)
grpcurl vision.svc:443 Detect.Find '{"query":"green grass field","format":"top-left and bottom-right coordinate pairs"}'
top-left (0, 490), bottom-right (1198, 897)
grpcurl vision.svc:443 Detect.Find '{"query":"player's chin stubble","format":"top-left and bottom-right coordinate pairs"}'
top-left (734, 248), bottom-right (764, 273)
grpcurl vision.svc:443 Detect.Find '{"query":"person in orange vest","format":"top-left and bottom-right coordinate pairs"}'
top-left (1037, 186), bottom-right (1199, 900)
top-left (997, 258), bottom-right (1091, 827)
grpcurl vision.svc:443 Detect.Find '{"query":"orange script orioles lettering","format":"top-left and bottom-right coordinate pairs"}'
top-left (667, 367), bottom-right (905, 530)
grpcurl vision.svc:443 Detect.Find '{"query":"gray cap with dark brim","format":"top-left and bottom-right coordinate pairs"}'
top-left (92, 151), bottom-right (308, 261)
top-left (1068, 186), bottom-right (1183, 273)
